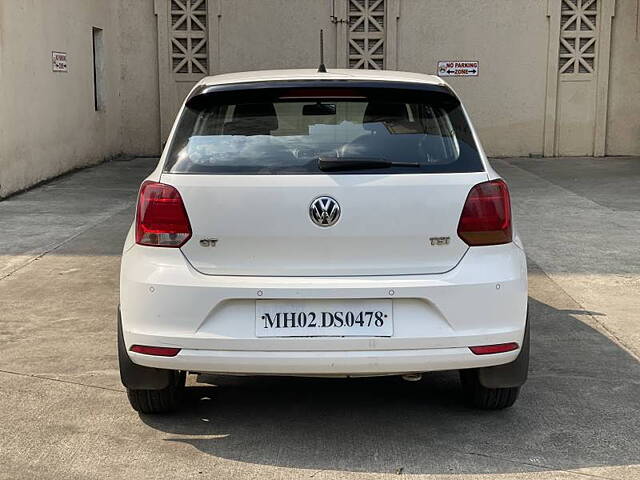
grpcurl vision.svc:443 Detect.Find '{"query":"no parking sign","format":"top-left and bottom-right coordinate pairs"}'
top-left (437, 61), bottom-right (479, 77)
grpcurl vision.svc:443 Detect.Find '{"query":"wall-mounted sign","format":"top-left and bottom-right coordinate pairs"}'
top-left (437, 61), bottom-right (479, 77)
top-left (52, 51), bottom-right (68, 72)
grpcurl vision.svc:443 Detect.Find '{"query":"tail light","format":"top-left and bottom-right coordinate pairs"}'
top-left (135, 181), bottom-right (192, 247)
top-left (457, 179), bottom-right (512, 246)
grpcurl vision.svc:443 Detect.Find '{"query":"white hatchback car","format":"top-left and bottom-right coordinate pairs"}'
top-left (118, 69), bottom-right (528, 413)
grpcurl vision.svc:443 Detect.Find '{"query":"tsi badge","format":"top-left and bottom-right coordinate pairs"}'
top-left (429, 236), bottom-right (450, 246)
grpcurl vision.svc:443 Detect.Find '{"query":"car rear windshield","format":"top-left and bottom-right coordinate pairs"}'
top-left (163, 86), bottom-right (484, 174)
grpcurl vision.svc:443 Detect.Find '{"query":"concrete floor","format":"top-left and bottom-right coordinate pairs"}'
top-left (0, 157), bottom-right (638, 480)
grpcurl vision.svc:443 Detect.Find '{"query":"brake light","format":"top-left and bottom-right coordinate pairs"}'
top-left (135, 181), bottom-right (192, 247)
top-left (130, 345), bottom-right (181, 357)
top-left (279, 88), bottom-right (365, 99)
top-left (469, 342), bottom-right (519, 355)
top-left (457, 179), bottom-right (512, 246)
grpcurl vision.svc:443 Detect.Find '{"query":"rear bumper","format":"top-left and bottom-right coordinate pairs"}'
top-left (120, 242), bottom-right (528, 375)
top-left (128, 346), bottom-right (519, 376)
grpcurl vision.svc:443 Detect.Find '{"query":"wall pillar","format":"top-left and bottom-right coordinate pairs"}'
top-left (543, 0), bottom-right (615, 157)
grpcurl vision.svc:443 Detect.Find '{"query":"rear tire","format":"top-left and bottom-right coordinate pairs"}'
top-left (460, 369), bottom-right (520, 409)
top-left (126, 371), bottom-right (186, 414)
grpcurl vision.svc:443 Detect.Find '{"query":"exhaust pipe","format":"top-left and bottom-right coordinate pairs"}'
top-left (401, 373), bottom-right (422, 382)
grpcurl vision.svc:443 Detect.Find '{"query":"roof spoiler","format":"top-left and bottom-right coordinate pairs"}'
top-left (185, 80), bottom-right (455, 109)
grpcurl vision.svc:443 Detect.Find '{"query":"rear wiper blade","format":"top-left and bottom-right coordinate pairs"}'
top-left (317, 157), bottom-right (420, 172)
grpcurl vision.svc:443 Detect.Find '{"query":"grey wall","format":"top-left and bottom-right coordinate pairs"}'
top-left (0, 0), bottom-right (123, 197)
top-left (0, 0), bottom-right (159, 198)
top-left (118, 0), bottom-right (160, 156)
top-left (155, 0), bottom-right (639, 158)
top-left (217, 0), bottom-right (337, 72)
top-left (1, 0), bottom-right (639, 199)
top-left (397, 0), bottom-right (550, 157)
top-left (606, 0), bottom-right (640, 155)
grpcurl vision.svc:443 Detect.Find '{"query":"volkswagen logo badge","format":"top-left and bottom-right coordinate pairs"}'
top-left (309, 196), bottom-right (340, 227)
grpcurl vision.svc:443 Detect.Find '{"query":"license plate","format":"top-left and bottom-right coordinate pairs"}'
top-left (256, 299), bottom-right (393, 337)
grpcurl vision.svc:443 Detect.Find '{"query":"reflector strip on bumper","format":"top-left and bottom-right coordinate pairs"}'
top-left (469, 342), bottom-right (518, 355)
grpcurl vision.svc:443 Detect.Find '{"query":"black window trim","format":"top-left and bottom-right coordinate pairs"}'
top-left (186, 80), bottom-right (457, 109)
top-left (162, 79), bottom-right (484, 176)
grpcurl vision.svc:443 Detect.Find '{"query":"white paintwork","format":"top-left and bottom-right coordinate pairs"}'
top-left (120, 72), bottom-right (528, 376)
top-left (171, 172), bottom-right (486, 276)
top-left (129, 347), bottom-right (520, 377)
top-left (196, 69), bottom-right (447, 88)
top-left (121, 242), bottom-right (527, 375)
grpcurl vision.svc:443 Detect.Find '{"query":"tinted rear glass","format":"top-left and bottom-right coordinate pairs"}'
top-left (164, 86), bottom-right (484, 174)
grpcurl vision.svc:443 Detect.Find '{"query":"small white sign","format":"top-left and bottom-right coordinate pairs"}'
top-left (52, 51), bottom-right (68, 72)
top-left (437, 60), bottom-right (479, 77)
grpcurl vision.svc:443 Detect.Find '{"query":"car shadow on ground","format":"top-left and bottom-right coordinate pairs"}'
top-left (140, 296), bottom-right (640, 475)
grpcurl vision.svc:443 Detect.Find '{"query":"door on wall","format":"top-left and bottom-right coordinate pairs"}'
top-left (544, 0), bottom-right (615, 157)
top-left (155, 0), bottom-right (216, 143)
top-left (334, 0), bottom-right (399, 70)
